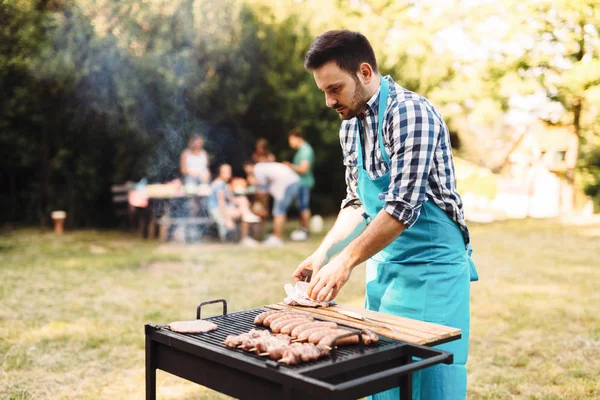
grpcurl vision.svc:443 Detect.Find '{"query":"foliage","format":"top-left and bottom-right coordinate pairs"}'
top-left (1, 0), bottom-right (599, 226)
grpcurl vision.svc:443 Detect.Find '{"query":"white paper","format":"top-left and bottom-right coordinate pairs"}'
top-left (283, 281), bottom-right (336, 308)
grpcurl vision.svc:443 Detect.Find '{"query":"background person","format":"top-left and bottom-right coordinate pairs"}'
top-left (208, 164), bottom-right (261, 246)
top-left (252, 138), bottom-right (276, 163)
top-left (180, 135), bottom-right (210, 185)
top-left (242, 160), bottom-right (300, 247)
top-left (283, 129), bottom-right (315, 241)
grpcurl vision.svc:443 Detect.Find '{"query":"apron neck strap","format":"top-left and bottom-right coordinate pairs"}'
top-left (357, 76), bottom-right (390, 168)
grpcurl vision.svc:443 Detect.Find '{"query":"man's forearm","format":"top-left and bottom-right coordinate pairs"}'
top-left (316, 206), bottom-right (367, 260)
top-left (339, 210), bottom-right (405, 269)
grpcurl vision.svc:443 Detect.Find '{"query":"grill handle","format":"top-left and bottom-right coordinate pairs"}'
top-left (196, 299), bottom-right (228, 319)
top-left (330, 330), bottom-right (364, 362)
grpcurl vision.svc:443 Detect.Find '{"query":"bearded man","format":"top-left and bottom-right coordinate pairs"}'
top-left (292, 30), bottom-right (479, 400)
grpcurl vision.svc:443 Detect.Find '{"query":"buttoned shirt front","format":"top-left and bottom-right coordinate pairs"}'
top-left (340, 75), bottom-right (470, 247)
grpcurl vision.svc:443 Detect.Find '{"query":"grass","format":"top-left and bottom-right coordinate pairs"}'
top-left (1, 218), bottom-right (599, 399)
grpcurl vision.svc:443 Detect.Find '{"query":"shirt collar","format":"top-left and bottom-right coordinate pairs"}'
top-left (364, 75), bottom-right (390, 117)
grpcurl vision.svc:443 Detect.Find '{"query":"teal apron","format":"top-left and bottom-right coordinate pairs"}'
top-left (360, 78), bottom-right (478, 400)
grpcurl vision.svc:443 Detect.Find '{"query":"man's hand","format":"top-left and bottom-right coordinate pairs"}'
top-left (292, 250), bottom-right (328, 283)
top-left (307, 256), bottom-right (352, 302)
top-left (225, 219), bottom-right (235, 231)
top-left (282, 161), bottom-right (292, 168)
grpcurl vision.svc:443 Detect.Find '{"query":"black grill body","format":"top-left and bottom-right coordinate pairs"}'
top-left (146, 300), bottom-right (455, 400)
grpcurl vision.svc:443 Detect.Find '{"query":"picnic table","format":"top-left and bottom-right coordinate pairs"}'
top-left (129, 180), bottom-right (259, 242)
top-left (139, 182), bottom-right (211, 242)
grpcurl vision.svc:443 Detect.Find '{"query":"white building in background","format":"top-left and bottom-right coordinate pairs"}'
top-left (456, 119), bottom-right (592, 222)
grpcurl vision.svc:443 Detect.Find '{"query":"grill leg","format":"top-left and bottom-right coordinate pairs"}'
top-left (399, 355), bottom-right (412, 400)
top-left (146, 335), bottom-right (157, 400)
top-left (399, 373), bottom-right (412, 400)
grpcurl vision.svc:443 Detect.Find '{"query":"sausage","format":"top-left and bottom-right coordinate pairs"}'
top-left (264, 312), bottom-right (306, 328)
top-left (291, 321), bottom-right (338, 338)
top-left (270, 316), bottom-right (312, 333)
top-left (280, 319), bottom-right (316, 335)
top-left (308, 329), bottom-right (352, 344)
top-left (262, 312), bottom-right (290, 327)
top-left (296, 326), bottom-right (339, 342)
top-left (318, 331), bottom-right (375, 347)
top-left (253, 310), bottom-right (280, 325)
top-left (362, 329), bottom-right (379, 344)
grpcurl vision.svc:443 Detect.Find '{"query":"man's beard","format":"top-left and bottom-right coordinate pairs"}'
top-left (334, 81), bottom-right (368, 120)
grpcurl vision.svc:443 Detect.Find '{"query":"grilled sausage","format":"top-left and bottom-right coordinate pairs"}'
top-left (264, 312), bottom-right (306, 328)
top-left (269, 312), bottom-right (298, 327)
top-left (280, 319), bottom-right (315, 335)
top-left (318, 330), bottom-right (379, 347)
top-left (308, 329), bottom-right (352, 344)
top-left (362, 329), bottom-right (379, 344)
top-left (296, 326), bottom-right (340, 342)
top-left (262, 312), bottom-right (289, 327)
top-left (253, 310), bottom-right (280, 325)
top-left (291, 321), bottom-right (338, 338)
top-left (270, 316), bottom-right (312, 333)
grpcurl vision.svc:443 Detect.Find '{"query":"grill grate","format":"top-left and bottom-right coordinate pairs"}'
top-left (160, 307), bottom-right (399, 371)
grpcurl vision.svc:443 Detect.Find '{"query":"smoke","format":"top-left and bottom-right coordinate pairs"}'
top-left (33, 1), bottom-right (259, 188)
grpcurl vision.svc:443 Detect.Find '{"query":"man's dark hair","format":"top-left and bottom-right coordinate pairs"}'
top-left (304, 30), bottom-right (378, 76)
top-left (242, 159), bottom-right (255, 167)
top-left (288, 129), bottom-right (304, 139)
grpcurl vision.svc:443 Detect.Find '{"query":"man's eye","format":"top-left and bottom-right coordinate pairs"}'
top-left (330, 86), bottom-right (340, 94)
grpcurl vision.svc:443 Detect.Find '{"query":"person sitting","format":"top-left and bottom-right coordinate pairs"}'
top-left (208, 164), bottom-right (261, 246)
top-left (252, 138), bottom-right (276, 163)
top-left (242, 160), bottom-right (300, 247)
top-left (180, 135), bottom-right (211, 185)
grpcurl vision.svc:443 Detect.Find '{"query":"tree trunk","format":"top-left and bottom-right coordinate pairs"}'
top-left (40, 127), bottom-right (50, 229)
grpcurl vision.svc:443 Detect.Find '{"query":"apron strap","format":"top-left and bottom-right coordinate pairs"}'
top-left (356, 76), bottom-right (390, 168)
top-left (376, 77), bottom-right (390, 165)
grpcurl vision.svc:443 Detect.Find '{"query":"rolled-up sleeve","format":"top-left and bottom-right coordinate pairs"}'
top-left (339, 122), bottom-right (362, 209)
top-left (383, 100), bottom-right (440, 228)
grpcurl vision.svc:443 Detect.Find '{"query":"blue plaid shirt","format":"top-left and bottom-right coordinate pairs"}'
top-left (340, 75), bottom-right (470, 247)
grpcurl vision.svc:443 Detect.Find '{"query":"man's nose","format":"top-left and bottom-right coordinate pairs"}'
top-left (325, 93), bottom-right (336, 108)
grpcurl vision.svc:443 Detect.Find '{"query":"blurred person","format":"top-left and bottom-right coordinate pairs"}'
top-left (180, 135), bottom-right (210, 185)
top-left (242, 160), bottom-right (300, 247)
top-left (252, 138), bottom-right (276, 163)
top-left (283, 129), bottom-right (315, 241)
top-left (293, 30), bottom-right (479, 400)
top-left (208, 164), bottom-right (261, 247)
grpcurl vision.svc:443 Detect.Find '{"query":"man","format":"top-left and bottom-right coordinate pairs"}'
top-left (292, 30), bottom-right (478, 400)
top-left (208, 164), bottom-right (260, 246)
top-left (242, 160), bottom-right (300, 247)
top-left (283, 129), bottom-right (315, 241)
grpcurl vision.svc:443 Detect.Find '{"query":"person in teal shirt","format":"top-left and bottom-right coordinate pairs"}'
top-left (284, 129), bottom-right (315, 241)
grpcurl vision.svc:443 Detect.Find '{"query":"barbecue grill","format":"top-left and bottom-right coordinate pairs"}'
top-left (145, 299), bottom-right (457, 400)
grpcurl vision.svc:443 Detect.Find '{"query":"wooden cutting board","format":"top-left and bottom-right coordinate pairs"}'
top-left (265, 303), bottom-right (461, 346)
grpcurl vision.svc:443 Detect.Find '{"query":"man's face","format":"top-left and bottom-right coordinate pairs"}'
top-left (312, 61), bottom-right (368, 120)
top-left (288, 136), bottom-right (300, 149)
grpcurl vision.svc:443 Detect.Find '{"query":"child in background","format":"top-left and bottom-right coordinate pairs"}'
top-left (208, 164), bottom-right (261, 246)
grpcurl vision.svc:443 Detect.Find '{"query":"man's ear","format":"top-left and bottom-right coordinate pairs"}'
top-left (358, 62), bottom-right (374, 84)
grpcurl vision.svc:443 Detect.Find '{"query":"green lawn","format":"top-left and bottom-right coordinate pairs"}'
top-left (1, 218), bottom-right (599, 399)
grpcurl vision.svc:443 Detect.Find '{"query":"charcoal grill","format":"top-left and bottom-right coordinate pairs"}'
top-left (145, 299), bottom-right (457, 400)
